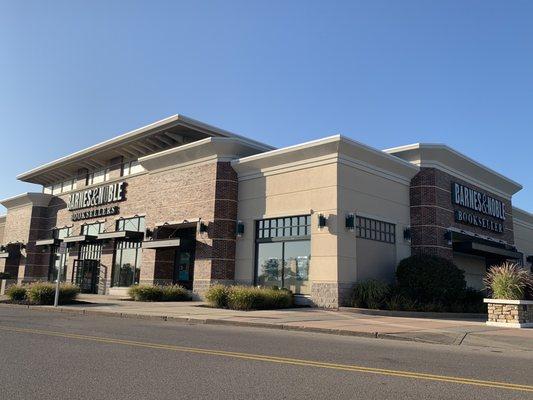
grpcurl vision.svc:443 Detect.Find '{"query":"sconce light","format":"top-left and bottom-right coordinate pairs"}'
top-left (444, 230), bottom-right (452, 245)
top-left (345, 214), bottom-right (355, 231)
top-left (0, 245), bottom-right (6, 253)
top-left (236, 221), bottom-right (245, 237)
top-left (145, 228), bottom-right (154, 239)
top-left (199, 222), bottom-right (209, 233)
top-left (403, 227), bottom-right (411, 242)
top-left (318, 214), bottom-right (327, 229)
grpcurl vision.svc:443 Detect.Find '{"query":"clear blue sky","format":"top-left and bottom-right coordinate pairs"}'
top-left (1, 1), bottom-right (532, 211)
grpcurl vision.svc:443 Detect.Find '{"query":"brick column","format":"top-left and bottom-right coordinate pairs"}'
top-left (192, 162), bottom-right (238, 296)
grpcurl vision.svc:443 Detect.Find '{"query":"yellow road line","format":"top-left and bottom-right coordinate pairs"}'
top-left (0, 325), bottom-right (531, 393)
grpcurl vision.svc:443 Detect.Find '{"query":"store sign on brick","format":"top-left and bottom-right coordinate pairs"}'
top-left (451, 182), bottom-right (505, 233)
top-left (68, 181), bottom-right (126, 221)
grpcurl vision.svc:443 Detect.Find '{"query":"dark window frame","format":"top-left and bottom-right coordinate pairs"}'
top-left (356, 215), bottom-right (396, 244)
top-left (254, 215), bottom-right (311, 289)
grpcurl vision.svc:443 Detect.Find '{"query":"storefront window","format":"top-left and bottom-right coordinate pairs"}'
top-left (48, 227), bottom-right (72, 282)
top-left (112, 216), bottom-right (144, 287)
top-left (81, 222), bottom-right (103, 236)
top-left (255, 215), bottom-right (311, 294)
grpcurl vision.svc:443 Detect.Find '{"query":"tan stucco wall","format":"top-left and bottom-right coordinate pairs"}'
top-left (235, 160), bottom-right (338, 285)
top-left (337, 163), bottom-right (412, 284)
top-left (453, 252), bottom-right (486, 290)
top-left (234, 147), bottom-right (414, 306)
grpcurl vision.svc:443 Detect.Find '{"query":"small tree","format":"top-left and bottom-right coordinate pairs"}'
top-left (396, 255), bottom-right (466, 304)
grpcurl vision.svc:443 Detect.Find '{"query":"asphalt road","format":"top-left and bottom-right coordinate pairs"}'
top-left (0, 307), bottom-right (531, 400)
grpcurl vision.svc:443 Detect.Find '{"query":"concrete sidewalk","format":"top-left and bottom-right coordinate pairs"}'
top-left (2, 294), bottom-right (532, 351)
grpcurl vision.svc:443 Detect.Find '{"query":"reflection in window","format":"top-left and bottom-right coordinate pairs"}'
top-left (117, 216), bottom-right (145, 232)
top-left (112, 241), bottom-right (141, 287)
top-left (81, 222), bottom-right (103, 236)
top-left (48, 227), bottom-right (72, 282)
top-left (255, 215), bottom-right (311, 295)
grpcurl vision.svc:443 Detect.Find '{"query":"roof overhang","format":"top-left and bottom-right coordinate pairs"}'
top-left (17, 114), bottom-right (274, 186)
top-left (0, 193), bottom-right (53, 210)
top-left (232, 135), bottom-right (419, 184)
top-left (139, 137), bottom-right (269, 173)
top-left (384, 143), bottom-right (522, 199)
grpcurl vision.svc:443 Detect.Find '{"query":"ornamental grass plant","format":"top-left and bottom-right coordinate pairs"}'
top-left (484, 262), bottom-right (533, 300)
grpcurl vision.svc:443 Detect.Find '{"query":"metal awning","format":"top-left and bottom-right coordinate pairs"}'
top-left (454, 241), bottom-right (522, 259)
top-left (142, 238), bottom-right (181, 249)
top-left (63, 235), bottom-right (98, 244)
top-left (98, 231), bottom-right (144, 241)
top-left (35, 238), bottom-right (61, 247)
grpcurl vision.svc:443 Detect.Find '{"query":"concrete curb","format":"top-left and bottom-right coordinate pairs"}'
top-left (0, 303), bottom-right (446, 344)
top-left (339, 307), bottom-right (486, 320)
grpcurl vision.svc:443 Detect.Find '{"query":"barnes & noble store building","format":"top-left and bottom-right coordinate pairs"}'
top-left (0, 115), bottom-right (532, 307)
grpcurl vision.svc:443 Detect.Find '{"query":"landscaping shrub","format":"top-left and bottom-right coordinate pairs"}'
top-left (396, 255), bottom-right (466, 305)
top-left (128, 285), bottom-right (163, 301)
top-left (227, 286), bottom-right (262, 310)
top-left (5, 285), bottom-right (27, 302)
top-left (205, 285), bottom-right (293, 310)
top-left (161, 285), bottom-right (191, 301)
top-left (128, 284), bottom-right (191, 302)
top-left (205, 284), bottom-right (230, 308)
top-left (26, 282), bottom-right (79, 305)
top-left (484, 262), bottom-right (533, 300)
top-left (351, 280), bottom-right (390, 309)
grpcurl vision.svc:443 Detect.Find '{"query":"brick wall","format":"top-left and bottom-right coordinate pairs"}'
top-left (31, 160), bottom-right (239, 294)
top-left (410, 168), bottom-right (514, 259)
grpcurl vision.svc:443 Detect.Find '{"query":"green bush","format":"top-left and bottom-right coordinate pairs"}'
top-left (128, 284), bottom-right (191, 302)
top-left (227, 286), bottom-right (262, 310)
top-left (383, 292), bottom-right (418, 311)
top-left (5, 285), bottom-right (27, 301)
top-left (205, 285), bottom-right (293, 310)
top-left (161, 285), bottom-right (191, 301)
top-left (205, 284), bottom-right (230, 308)
top-left (128, 285), bottom-right (163, 301)
top-left (396, 255), bottom-right (466, 304)
top-left (351, 280), bottom-right (390, 309)
top-left (26, 282), bottom-right (79, 305)
top-left (484, 262), bottom-right (533, 300)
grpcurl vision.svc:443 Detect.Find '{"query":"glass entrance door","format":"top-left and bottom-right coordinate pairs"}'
top-left (73, 259), bottom-right (100, 293)
top-left (173, 238), bottom-right (195, 289)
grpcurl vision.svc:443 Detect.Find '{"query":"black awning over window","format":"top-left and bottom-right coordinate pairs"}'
top-left (453, 241), bottom-right (522, 259)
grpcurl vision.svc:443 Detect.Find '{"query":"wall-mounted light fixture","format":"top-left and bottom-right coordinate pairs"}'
top-left (199, 222), bottom-right (209, 233)
top-left (403, 227), bottom-right (411, 242)
top-left (345, 214), bottom-right (355, 231)
top-left (318, 214), bottom-right (327, 229)
top-left (236, 221), bottom-right (245, 237)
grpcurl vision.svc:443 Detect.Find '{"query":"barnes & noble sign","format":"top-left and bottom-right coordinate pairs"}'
top-left (452, 182), bottom-right (505, 234)
top-left (68, 181), bottom-right (126, 221)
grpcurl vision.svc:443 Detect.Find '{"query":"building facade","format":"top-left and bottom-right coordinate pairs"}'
top-left (0, 115), bottom-right (532, 307)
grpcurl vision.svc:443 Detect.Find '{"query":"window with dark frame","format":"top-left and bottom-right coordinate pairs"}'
top-left (112, 216), bottom-right (145, 287)
top-left (356, 216), bottom-right (396, 244)
top-left (255, 215), bottom-right (311, 295)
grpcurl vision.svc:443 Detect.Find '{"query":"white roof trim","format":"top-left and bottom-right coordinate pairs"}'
top-left (384, 143), bottom-right (522, 190)
top-left (17, 114), bottom-right (274, 181)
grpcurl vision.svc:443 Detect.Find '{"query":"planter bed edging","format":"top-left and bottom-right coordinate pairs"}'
top-left (484, 298), bottom-right (533, 329)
